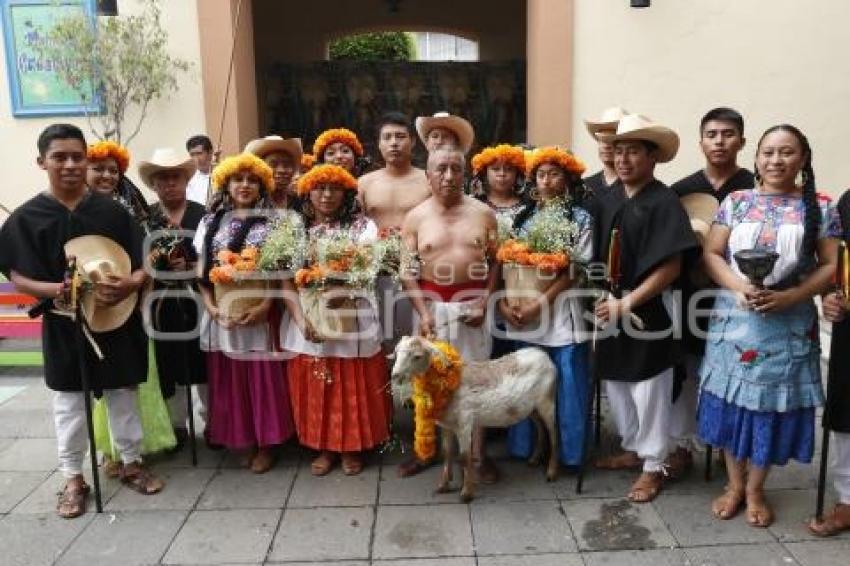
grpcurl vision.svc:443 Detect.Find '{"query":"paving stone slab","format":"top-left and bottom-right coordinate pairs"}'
top-left (373, 559), bottom-right (475, 566)
top-left (0, 513), bottom-right (94, 566)
top-left (373, 503), bottom-right (474, 559)
top-left (149, 442), bottom-right (225, 470)
top-left (785, 539), bottom-right (850, 566)
top-left (470, 459), bottom-right (559, 503)
top-left (12, 469), bottom-right (123, 514)
top-left (652, 491), bottom-right (775, 546)
top-left (0, 470), bottom-right (50, 512)
top-left (471, 501), bottom-right (577, 555)
top-left (0, 438), bottom-right (58, 471)
top-left (218, 442), bottom-right (303, 469)
top-left (107, 467), bottom-right (215, 511)
top-left (0, 407), bottom-right (56, 438)
top-left (162, 508), bottom-right (280, 565)
top-left (684, 542), bottom-right (799, 566)
top-left (765, 488), bottom-right (825, 542)
top-left (379, 459), bottom-right (472, 506)
top-left (477, 554), bottom-right (584, 566)
top-left (564, 497), bottom-right (676, 551)
top-left (764, 461), bottom-right (819, 490)
top-left (581, 548), bottom-right (690, 566)
top-left (0, 383), bottom-right (52, 410)
top-left (555, 468), bottom-right (638, 500)
top-left (288, 462), bottom-right (379, 507)
top-left (273, 562), bottom-right (368, 566)
top-left (268, 505), bottom-right (373, 562)
top-left (56, 510), bottom-right (187, 566)
top-left (197, 466), bottom-right (295, 510)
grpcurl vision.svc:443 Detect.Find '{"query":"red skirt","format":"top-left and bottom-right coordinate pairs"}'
top-left (287, 353), bottom-right (392, 452)
top-left (206, 352), bottom-right (295, 449)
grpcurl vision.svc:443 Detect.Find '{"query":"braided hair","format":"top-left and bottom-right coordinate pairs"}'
top-left (755, 124), bottom-right (821, 287)
top-left (199, 185), bottom-right (272, 287)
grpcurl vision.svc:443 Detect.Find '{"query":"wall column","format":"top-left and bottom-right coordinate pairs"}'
top-left (196, 0), bottom-right (258, 155)
top-left (526, 0), bottom-right (573, 147)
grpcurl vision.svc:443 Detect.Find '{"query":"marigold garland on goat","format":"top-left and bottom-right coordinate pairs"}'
top-left (411, 341), bottom-right (463, 461)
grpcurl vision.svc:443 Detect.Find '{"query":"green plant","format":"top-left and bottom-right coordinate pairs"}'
top-left (34, 0), bottom-right (189, 145)
top-left (329, 31), bottom-right (416, 61)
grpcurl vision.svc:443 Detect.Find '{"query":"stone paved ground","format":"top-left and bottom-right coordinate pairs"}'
top-left (1, 368), bottom-right (849, 565)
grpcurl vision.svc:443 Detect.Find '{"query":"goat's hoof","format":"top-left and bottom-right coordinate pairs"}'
top-left (459, 491), bottom-right (474, 503)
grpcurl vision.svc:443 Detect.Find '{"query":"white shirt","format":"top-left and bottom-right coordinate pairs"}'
top-left (186, 170), bottom-right (210, 205)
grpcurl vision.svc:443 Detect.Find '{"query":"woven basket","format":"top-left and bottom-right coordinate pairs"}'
top-left (299, 286), bottom-right (359, 340)
top-left (214, 280), bottom-right (268, 321)
top-left (502, 263), bottom-right (555, 312)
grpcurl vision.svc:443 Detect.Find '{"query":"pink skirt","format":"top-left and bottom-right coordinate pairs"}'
top-left (206, 352), bottom-right (295, 449)
top-left (287, 353), bottom-right (391, 452)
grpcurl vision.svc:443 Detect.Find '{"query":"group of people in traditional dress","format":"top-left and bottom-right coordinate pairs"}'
top-left (1, 104), bottom-right (849, 538)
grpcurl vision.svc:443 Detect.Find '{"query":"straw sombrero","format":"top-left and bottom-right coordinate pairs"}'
top-left (415, 111), bottom-right (475, 154)
top-left (680, 193), bottom-right (719, 243)
top-left (596, 114), bottom-right (680, 163)
top-left (244, 135), bottom-right (303, 164)
top-left (137, 148), bottom-right (196, 189)
top-left (584, 106), bottom-right (630, 137)
top-left (64, 235), bottom-right (137, 333)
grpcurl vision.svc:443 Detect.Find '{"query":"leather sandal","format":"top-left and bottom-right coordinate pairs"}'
top-left (119, 463), bottom-right (164, 495)
top-left (711, 486), bottom-right (745, 519)
top-left (341, 452), bottom-right (364, 476)
top-left (250, 449), bottom-right (275, 474)
top-left (745, 495), bottom-right (774, 528)
top-left (311, 451), bottom-right (338, 476)
top-left (809, 504), bottom-right (850, 537)
top-left (57, 481), bottom-right (90, 519)
top-left (627, 471), bottom-right (664, 503)
top-left (594, 451), bottom-right (643, 470)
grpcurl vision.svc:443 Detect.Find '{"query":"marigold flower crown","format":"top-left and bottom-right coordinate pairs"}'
top-left (471, 144), bottom-right (526, 176)
top-left (211, 153), bottom-right (275, 193)
top-left (312, 128), bottom-right (364, 158)
top-left (87, 140), bottom-right (131, 174)
top-left (526, 146), bottom-right (586, 178)
top-left (295, 163), bottom-right (359, 196)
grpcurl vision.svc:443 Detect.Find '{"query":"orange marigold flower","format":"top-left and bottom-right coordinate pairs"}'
top-left (211, 153), bottom-right (276, 193)
top-left (300, 153), bottom-right (316, 172)
top-left (526, 146), bottom-right (586, 178)
top-left (87, 140), bottom-right (131, 174)
top-left (312, 128), bottom-right (364, 158)
top-left (295, 164), bottom-right (358, 196)
top-left (240, 247), bottom-right (259, 261)
top-left (217, 250), bottom-right (240, 265)
top-left (233, 260), bottom-right (255, 272)
top-left (471, 144), bottom-right (526, 176)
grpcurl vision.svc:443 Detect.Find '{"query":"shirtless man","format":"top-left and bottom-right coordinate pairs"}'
top-left (399, 147), bottom-right (499, 479)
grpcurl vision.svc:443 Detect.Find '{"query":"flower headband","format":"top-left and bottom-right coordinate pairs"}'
top-left (526, 146), bottom-right (586, 178)
top-left (300, 153), bottom-right (316, 172)
top-left (211, 153), bottom-right (275, 193)
top-left (295, 164), bottom-right (358, 196)
top-left (87, 140), bottom-right (131, 174)
top-left (471, 144), bottom-right (526, 176)
top-left (312, 128), bottom-right (364, 158)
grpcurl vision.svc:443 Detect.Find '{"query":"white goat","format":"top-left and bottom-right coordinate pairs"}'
top-left (390, 335), bottom-right (559, 502)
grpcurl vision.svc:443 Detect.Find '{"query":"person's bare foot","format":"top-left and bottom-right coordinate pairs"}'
top-left (341, 452), bottom-right (364, 476)
top-left (809, 503), bottom-right (850, 537)
top-left (250, 448), bottom-right (275, 474)
top-left (745, 489), bottom-right (774, 528)
top-left (711, 486), bottom-right (745, 519)
top-left (627, 471), bottom-right (664, 503)
top-left (311, 451), bottom-right (338, 476)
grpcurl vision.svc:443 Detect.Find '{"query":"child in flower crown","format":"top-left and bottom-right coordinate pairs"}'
top-left (497, 146), bottom-right (593, 471)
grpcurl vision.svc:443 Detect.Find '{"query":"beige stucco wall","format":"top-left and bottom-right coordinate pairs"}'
top-left (570, 0), bottom-right (850, 197)
top-left (0, 0), bottom-right (206, 210)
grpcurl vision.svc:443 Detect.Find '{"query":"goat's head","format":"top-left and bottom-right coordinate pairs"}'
top-left (389, 336), bottom-right (448, 400)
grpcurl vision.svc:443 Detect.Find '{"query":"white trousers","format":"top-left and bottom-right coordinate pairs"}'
top-left (54, 389), bottom-right (143, 479)
top-left (833, 432), bottom-right (850, 505)
top-left (167, 384), bottom-right (209, 430)
top-left (414, 300), bottom-right (491, 362)
top-left (668, 354), bottom-right (699, 450)
top-left (605, 367), bottom-right (674, 473)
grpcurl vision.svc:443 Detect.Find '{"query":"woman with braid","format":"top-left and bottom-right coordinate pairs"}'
top-left (193, 153), bottom-right (294, 473)
top-left (698, 125), bottom-right (841, 527)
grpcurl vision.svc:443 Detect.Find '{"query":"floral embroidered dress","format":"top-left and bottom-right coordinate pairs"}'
top-left (698, 189), bottom-right (841, 467)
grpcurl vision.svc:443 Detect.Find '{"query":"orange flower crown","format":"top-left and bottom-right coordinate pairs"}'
top-left (526, 146), bottom-right (586, 178)
top-left (300, 153), bottom-right (316, 172)
top-left (87, 140), bottom-right (130, 174)
top-left (312, 128), bottom-right (364, 158)
top-left (471, 144), bottom-right (526, 176)
top-left (211, 153), bottom-right (275, 193)
top-left (295, 163), bottom-right (358, 196)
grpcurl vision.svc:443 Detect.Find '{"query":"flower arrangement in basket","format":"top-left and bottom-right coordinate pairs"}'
top-left (209, 246), bottom-right (266, 321)
top-left (496, 198), bottom-right (579, 311)
top-left (294, 232), bottom-right (388, 340)
top-left (376, 226), bottom-right (404, 279)
top-left (257, 213), bottom-right (306, 275)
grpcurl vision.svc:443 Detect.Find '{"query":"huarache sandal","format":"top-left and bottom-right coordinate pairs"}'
top-left (711, 486), bottom-right (745, 519)
top-left (119, 463), bottom-right (165, 495)
top-left (594, 451), bottom-right (643, 470)
top-left (250, 449), bottom-right (275, 474)
top-left (311, 451), bottom-right (338, 476)
top-left (627, 471), bottom-right (664, 503)
top-left (809, 504), bottom-right (850, 537)
top-left (102, 457), bottom-right (123, 478)
top-left (341, 452), bottom-right (364, 476)
top-left (56, 480), bottom-right (90, 519)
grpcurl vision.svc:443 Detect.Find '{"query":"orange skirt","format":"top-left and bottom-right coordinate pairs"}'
top-left (287, 353), bottom-right (392, 452)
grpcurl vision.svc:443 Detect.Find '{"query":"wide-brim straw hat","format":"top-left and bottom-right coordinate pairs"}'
top-left (415, 111), bottom-right (475, 154)
top-left (680, 193), bottom-right (719, 243)
top-left (137, 148), bottom-right (196, 189)
top-left (244, 135), bottom-right (303, 164)
top-left (596, 114), bottom-right (680, 163)
top-left (64, 235), bottom-right (137, 333)
top-left (584, 106), bottom-right (630, 136)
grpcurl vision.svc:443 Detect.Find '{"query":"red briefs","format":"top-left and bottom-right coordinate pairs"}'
top-left (418, 279), bottom-right (487, 303)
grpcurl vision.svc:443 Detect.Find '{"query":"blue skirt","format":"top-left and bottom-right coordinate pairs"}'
top-left (698, 390), bottom-right (815, 468)
top-left (506, 342), bottom-right (590, 466)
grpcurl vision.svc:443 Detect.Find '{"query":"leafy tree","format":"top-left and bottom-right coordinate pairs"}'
top-left (34, 0), bottom-right (189, 145)
top-left (329, 31), bottom-right (416, 61)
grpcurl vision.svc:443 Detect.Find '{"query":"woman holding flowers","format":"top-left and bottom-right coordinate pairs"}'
top-left (194, 153), bottom-right (294, 473)
top-left (698, 125), bottom-right (840, 527)
top-left (281, 164), bottom-right (392, 476)
top-left (87, 141), bottom-right (176, 479)
top-left (312, 128), bottom-right (369, 177)
top-left (497, 147), bottom-right (593, 470)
